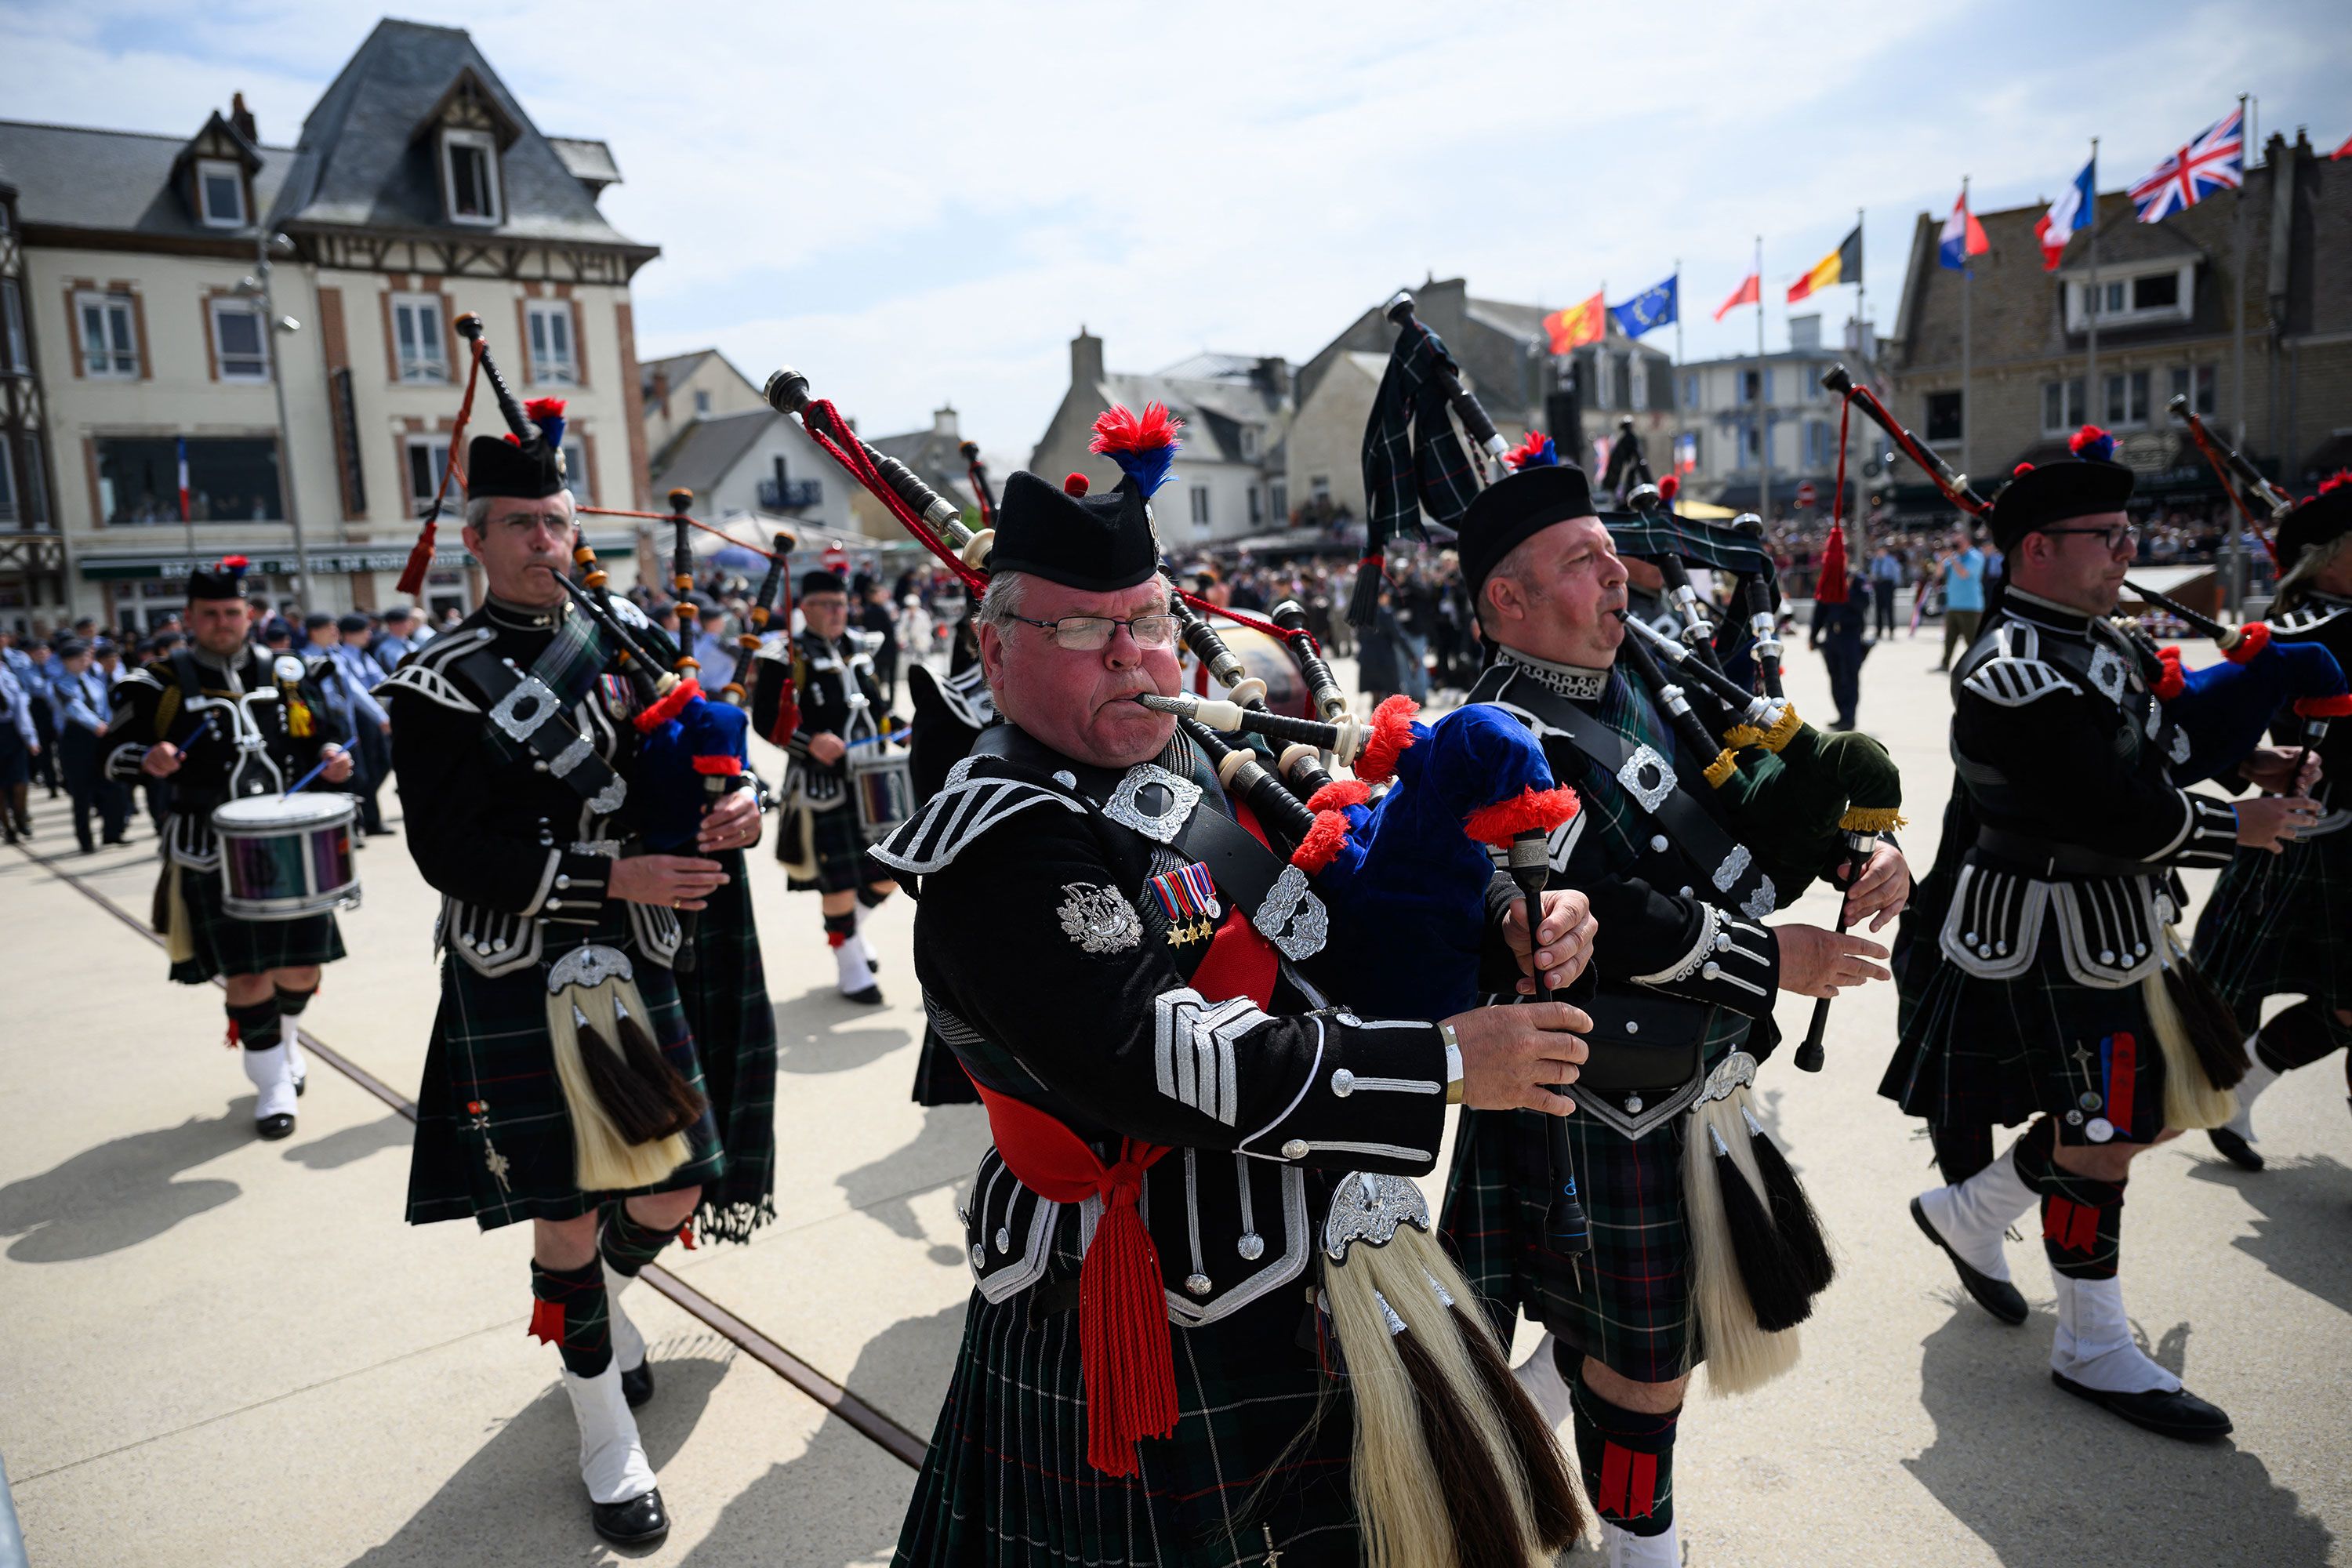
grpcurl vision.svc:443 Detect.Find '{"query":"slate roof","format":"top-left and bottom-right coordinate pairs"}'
top-left (0, 119), bottom-right (298, 240)
top-left (650, 408), bottom-right (775, 493)
top-left (270, 19), bottom-right (650, 252)
top-left (866, 421), bottom-right (982, 507)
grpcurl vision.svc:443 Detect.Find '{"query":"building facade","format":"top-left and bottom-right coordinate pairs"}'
top-left (0, 172), bottom-right (62, 634)
top-left (1668, 318), bottom-right (1860, 515)
top-left (641, 347), bottom-right (768, 466)
top-left (1029, 332), bottom-right (1293, 550)
top-left (0, 20), bottom-right (660, 631)
top-left (648, 406), bottom-right (857, 539)
top-left (1887, 132), bottom-right (2350, 523)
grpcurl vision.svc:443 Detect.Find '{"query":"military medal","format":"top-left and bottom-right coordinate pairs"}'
top-left (1148, 861), bottom-right (1221, 947)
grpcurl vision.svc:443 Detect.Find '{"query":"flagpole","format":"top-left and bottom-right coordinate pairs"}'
top-left (1961, 178), bottom-right (1973, 485)
top-left (1755, 235), bottom-right (1769, 524)
top-left (2085, 136), bottom-right (2100, 430)
top-left (1674, 259), bottom-right (1683, 370)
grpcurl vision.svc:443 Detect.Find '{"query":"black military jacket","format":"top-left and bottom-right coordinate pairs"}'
top-left (2266, 590), bottom-right (2352, 823)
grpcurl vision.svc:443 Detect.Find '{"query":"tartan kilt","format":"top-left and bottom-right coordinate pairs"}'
top-left (895, 1225), bottom-right (1359, 1568)
top-left (1881, 948), bottom-right (2170, 1148)
top-left (405, 906), bottom-right (726, 1232)
top-left (161, 856), bottom-right (344, 985)
top-left (782, 797), bottom-right (870, 894)
top-left (2191, 829), bottom-right (2352, 1029)
top-left (670, 848), bottom-right (779, 1243)
top-left (1439, 1007), bottom-right (1753, 1385)
top-left (909, 1029), bottom-right (981, 1105)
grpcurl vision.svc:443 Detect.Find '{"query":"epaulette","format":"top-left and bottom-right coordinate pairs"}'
top-left (866, 766), bottom-right (1086, 877)
top-left (379, 626), bottom-right (494, 713)
top-left (1960, 623), bottom-right (2082, 708)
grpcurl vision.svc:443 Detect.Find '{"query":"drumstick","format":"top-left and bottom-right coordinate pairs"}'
top-left (281, 755), bottom-right (336, 797)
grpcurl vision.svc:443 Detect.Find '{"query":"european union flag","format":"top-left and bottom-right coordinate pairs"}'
top-left (1610, 275), bottom-right (1678, 339)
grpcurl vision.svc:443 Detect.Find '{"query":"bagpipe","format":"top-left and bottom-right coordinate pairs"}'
top-left (767, 364), bottom-right (1588, 1562)
top-left (1348, 291), bottom-right (1515, 630)
top-left (2172, 394), bottom-right (2292, 556)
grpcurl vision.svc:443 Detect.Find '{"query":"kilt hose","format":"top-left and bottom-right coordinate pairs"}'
top-left (2193, 828), bottom-right (2352, 1034)
top-left (156, 853), bottom-right (344, 986)
top-left (1441, 1009), bottom-right (1755, 1385)
top-left (895, 1229), bottom-right (1359, 1567)
top-left (670, 848), bottom-right (779, 1244)
top-left (1882, 948), bottom-right (2172, 1150)
top-left (405, 907), bottom-right (725, 1232)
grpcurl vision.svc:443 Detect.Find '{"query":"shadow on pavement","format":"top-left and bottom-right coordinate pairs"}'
top-left (676, 1304), bottom-right (959, 1567)
top-left (344, 1348), bottom-right (731, 1566)
top-left (835, 1105), bottom-right (988, 1265)
top-left (2185, 1154), bottom-right (2352, 1317)
top-left (1905, 1306), bottom-right (2332, 1563)
top-left (281, 1112), bottom-right (413, 1172)
top-left (0, 1102), bottom-right (250, 1261)
top-left (771, 989), bottom-right (911, 1077)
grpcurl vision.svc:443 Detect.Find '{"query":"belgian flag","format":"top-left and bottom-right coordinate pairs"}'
top-left (1787, 227), bottom-right (1860, 303)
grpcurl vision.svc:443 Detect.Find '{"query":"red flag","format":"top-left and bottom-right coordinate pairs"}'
top-left (1713, 273), bottom-right (1760, 321)
top-left (2334, 130), bottom-right (2352, 160)
top-left (1543, 291), bottom-right (1606, 354)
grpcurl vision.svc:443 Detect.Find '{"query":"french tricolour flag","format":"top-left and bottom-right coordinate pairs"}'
top-left (176, 436), bottom-right (191, 523)
top-left (1939, 190), bottom-right (1989, 270)
top-left (2034, 157), bottom-right (2096, 273)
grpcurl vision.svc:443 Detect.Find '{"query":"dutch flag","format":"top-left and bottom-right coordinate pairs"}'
top-left (2034, 157), bottom-right (2096, 274)
top-left (1939, 190), bottom-right (1989, 271)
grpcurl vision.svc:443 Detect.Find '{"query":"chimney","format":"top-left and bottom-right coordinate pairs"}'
top-left (1070, 328), bottom-right (1105, 396)
top-left (229, 92), bottom-right (257, 145)
top-left (1253, 356), bottom-right (1292, 405)
top-left (933, 402), bottom-right (958, 438)
top-left (652, 367), bottom-right (670, 416)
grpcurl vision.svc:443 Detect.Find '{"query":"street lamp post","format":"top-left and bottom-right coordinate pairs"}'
top-left (241, 227), bottom-right (310, 594)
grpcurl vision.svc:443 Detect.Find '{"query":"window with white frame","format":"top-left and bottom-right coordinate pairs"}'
top-left (1589, 354), bottom-right (1613, 411)
top-left (195, 158), bottom-right (245, 227)
top-left (2103, 369), bottom-right (2151, 428)
top-left (561, 438), bottom-right (593, 504)
top-left (439, 129), bottom-right (500, 226)
top-left (405, 436), bottom-right (452, 517)
top-left (2070, 263), bottom-right (2194, 332)
top-left (1629, 358), bottom-right (1649, 413)
top-left (2169, 365), bottom-right (2216, 416)
top-left (391, 292), bottom-right (447, 383)
top-left (692, 389), bottom-right (710, 415)
top-left (1682, 372), bottom-right (1700, 410)
top-left (1241, 424), bottom-right (1261, 461)
top-left (2042, 378), bottom-right (2087, 434)
top-left (1, 278), bottom-right (26, 372)
top-left (1189, 485), bottom-right (1210, 528)
top-left (209, 297), bottom-right (269, 381)
top-left (526, 299), bottom-right (576, 384)
top-left (77, 292), bottom-right (138, 378)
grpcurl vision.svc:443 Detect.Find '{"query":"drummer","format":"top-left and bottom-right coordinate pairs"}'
top-left (755, 569), bottom-right (898, 1004)
top-left (103, 557), bottom-right (355, 1140)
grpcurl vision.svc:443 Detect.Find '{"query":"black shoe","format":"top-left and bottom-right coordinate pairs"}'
top-left (591, 1488), bottom-right (670, 1547)
top-left (2207, 1126), bottom-right (2263, 1171)
top-left (841, 983), bottom-right (884, 1006)
top-left (292, 1073), bottom-right (307, 1098)
top-left (620, 1359), bottom-right (655, 1408)
top-left (256, 1112), bottom-right (296, 1141)
top-left (102, 835), bottom-right (126, 845)
top-left (1911, 1196), bottom-right (2028, 1325)
top-left (2051, 1371), bottom-right (2234, 1441)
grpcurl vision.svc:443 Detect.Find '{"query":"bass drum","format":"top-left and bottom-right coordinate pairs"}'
top-left (212, 793), bottom-right (361, 920)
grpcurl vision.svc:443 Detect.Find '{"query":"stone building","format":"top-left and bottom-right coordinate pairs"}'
top-left (0, 171), bottom-right (60, 633)
top-left (1887, 131), bottom-right (2350, 524)
top-left (1029, 331), bottom-right (1293, 550)
top-left (640, 347), bottom-right (767, 466)
top-left (1668, 315), bottom-right (1860, 515)
top-left (0, 20), bottom-right (661, 630)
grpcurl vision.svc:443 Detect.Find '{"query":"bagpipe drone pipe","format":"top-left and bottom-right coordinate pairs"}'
top-left (768, 364), bottom-right (1585, 1560)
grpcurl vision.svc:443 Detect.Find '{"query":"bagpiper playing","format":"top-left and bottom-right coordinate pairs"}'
top-left (1442, 456), bottom-right (1901, 1566)
top-left (2192, 471), bottom-right (2352, 1167)
top-left (381, 417), bottom-right (763, 1548)
top-left (757, 570), bottom-right (899, 1004)
top-left (877, 447), bottom-right (1599, 1566)
top-left (1884, 430), bottom-right (2318, 1441)
top-left (103, 557), bottom-right (355, 1141)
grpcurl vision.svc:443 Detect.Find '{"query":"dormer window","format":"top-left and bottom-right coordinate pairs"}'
top-left (195, 158), bottom-right (247, 227)
top-left (440, 129), bottom-right (500, 226)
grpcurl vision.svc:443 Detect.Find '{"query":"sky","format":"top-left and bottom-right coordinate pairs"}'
top-left (4, 0), bottom-right (2346, 463)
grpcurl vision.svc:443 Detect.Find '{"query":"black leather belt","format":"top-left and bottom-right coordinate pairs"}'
top-left (1975, 826), bottom-right (2153, 880)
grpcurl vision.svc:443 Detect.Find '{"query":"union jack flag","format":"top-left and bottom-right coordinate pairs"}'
top-left (2128, 107), bottom-right (2244, 224)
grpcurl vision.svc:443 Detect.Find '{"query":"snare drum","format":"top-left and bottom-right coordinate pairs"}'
top-left (212, 793), bottom-right (361, 920)
top-left (848, 746), bottom-right (913, 844)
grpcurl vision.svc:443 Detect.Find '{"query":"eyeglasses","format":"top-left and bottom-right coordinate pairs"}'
top-left (2042, 523), bottom-right (2139, 553)
top-left (1006, 612), bottom-right (1181, 652)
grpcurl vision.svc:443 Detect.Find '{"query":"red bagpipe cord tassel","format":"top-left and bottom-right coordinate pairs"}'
top-left (677, 1221), bottom-right (698, 1251)
top-left (526, 1298), bottom-right (565, 1346)
top-left (1816, 523), bottom-right (1850, 604)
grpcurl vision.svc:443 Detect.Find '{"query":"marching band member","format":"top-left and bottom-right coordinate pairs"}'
top-left (878, 464), bottom-right (1594, 1565)
top-left (2193, 474), bottom-right (2352, 1166)
top-left (759, 569), bottom-right (897, 1004)
top-left (381, 423), bottom-right (761, 1548)
top-left (103, 560), bottom-right (354, 1139)
top-left (1443, 458), bottom-right (1900, 1566)
top-left (1885, 434), bottom-right (2315, 1439)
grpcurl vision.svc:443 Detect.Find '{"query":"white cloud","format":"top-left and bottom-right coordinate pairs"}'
top-left (5, 0), bottom-right (2344, 463)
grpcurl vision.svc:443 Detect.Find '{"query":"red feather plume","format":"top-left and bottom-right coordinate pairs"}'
top-left (524, 397), bottom-right (568, 423)
top-left (1504, 430), bottom-right (1552, 470)
top-left (220, 554), bottom-right (249, 570)
top-left (1089, 402), bottom-right (1182, 453)
top-left (2320, 470), bottom-right (2351, 495)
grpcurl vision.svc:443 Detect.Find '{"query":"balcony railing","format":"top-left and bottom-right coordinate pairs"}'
top-left (758, 477), bottom-right (822, 510)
